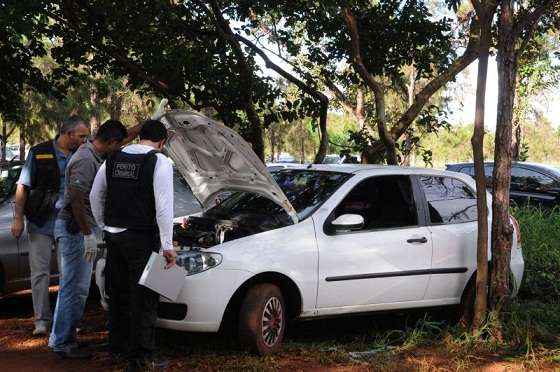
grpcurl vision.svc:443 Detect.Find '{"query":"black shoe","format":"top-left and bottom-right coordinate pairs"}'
top-left (54, 348), bottom-right (92, 359)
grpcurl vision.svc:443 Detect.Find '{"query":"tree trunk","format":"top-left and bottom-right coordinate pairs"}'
top-left (401, 66), bottom-right (417, 166)
top-left (109, 91), bottom-right (124, 121)
top-left (313, 101), bottom-right (329, 163)
top-left (90, 88), bottom-right (100, 134)
top-left (470, 5), bottom-right (492, 332)
top-left (19, 122), bottom-right (26, 161)
top-left (269, 126), bottom-right (276, 162)
top-left (245, 105), bottom-right (265, 162)
top-left (491, 0), bottom-right (516, 312)
top-left (300, 134), bottom-right (305, 164)
top-left (1, 122), bottom-right (6, 163)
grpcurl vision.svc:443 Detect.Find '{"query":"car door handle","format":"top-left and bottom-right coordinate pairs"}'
top-left (407, 237), bottom-right (427, 244)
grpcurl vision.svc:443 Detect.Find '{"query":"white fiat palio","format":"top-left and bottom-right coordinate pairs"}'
top-left (96, 110), bottom-right (524, 355)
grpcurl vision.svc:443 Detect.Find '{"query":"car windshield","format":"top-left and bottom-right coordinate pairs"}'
top-left (205, 169), bottom-right (352, 222)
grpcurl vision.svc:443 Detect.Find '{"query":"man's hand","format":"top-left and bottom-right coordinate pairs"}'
top-left (162, 249), bottom-right (177, 269)
top-left (11, 217), bottom-right (24, 239)
top-left (83, 234), bottom-right (98, 262)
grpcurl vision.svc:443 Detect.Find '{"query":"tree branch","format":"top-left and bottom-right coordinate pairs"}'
top-left (48, 4), bottom-right (178, 99)
top-left (389, 20), bottom-right (480, 140)
top-left (323, 77), bottom-right (355, 116)
top-left (234, 33), bottom-right (329, 163)
top-left (342, 6), bottom-right (396, 163)
top-left (512, 1), bottom-right (559, 39)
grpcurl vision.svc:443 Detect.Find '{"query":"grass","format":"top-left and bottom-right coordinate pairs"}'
top-left (513, 205), bottom-right (560, 301)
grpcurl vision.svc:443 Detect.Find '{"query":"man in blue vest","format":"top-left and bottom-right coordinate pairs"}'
top-left (11, 116), bottom-right (90, 336)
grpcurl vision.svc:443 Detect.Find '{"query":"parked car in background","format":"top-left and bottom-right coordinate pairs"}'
top-left (97, 110), bottom-right (525, 355)
top-left (446, 162), bottom-right (560, 208)
top-left (4, 148), bottom-right (19, 161)
top-left (323, 154), bottom-right (361, 164)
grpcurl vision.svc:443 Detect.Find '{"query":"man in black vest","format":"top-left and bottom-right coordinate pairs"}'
top-left (11, 116), bottom-right (90, 336)
top-left (90, 120), bottom-right (176, 370)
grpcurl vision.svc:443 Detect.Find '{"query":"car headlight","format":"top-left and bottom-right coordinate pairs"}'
top-left (176, 251), bottom-right (222, 275)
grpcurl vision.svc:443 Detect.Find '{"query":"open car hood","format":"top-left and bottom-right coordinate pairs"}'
top-left (157, 110), bottom-right (298, 224)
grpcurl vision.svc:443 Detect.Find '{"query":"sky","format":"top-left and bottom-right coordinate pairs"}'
top-left (449, 57), bottom-right (560, 131)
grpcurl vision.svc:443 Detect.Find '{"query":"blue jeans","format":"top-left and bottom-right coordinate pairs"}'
top-left (48, 219), bottom-right (94, 352)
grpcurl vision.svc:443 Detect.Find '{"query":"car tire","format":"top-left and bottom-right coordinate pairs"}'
top-left (456, 278), bottom-right (476, 326)
top-left (238, 283), bottom-right (286, 355)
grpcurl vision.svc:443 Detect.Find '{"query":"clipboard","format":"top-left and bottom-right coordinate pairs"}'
top-left (138, 252), bottom-right (185, 301)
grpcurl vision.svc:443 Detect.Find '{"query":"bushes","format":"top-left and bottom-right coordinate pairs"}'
top-left (512, 206), bottom-right (560, 302)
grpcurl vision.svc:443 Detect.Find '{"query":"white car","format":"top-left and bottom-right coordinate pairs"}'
top-left (97, 110), bottom-right (524, 355)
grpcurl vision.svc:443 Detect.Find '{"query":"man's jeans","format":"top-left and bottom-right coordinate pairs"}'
top-left (48, 219), bottom-right (94, 352)
top-left (28, 231), bottom-right (59, 329)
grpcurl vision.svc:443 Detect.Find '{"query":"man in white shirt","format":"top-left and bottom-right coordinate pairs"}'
top-left (89, 120), bottom-right (176, 369)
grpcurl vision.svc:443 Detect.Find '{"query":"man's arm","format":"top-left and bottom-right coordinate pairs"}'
top-left (11, 151), bottom-right (34, 238)
top-left (11, 184), bottom-right (27, 238)
top-left (68, 186), bottom-right (92, 235)
top-left (153, 155), bottom-right (176, 267)
top-left (153, 156), bottom-right (174, 251)
top-left (90, 162), bottom-right (108, 230)
top-left (66, 157), bottom-right (96, 235)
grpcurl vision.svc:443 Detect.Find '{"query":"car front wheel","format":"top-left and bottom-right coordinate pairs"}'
top-left (238, 283), bottom-right (286, 355)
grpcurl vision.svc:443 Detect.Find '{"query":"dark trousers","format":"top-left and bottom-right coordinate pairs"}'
top-left (105, 229), bottom-right (159, 361)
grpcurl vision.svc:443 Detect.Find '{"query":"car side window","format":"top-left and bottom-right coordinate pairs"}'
top-left (333, 175), bottom-right (418, 230)
top-left (511, 167), bottom-right (555, 192)
top-left (420, 176), bottom-right (477, 224)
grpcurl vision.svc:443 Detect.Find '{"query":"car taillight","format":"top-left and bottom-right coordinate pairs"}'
top-left (510, 214), bottom-right (521, 247)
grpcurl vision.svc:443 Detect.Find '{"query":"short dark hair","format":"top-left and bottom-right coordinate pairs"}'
top-left (139, 120), bottom-right (168, 142)
top-left (95, 120), bottom-right (128, 143)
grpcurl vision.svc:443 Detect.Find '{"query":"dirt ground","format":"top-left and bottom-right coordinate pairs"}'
top-left (1, 289), bottom-right (558, 372)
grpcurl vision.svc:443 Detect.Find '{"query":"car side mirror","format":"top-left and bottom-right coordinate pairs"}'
top-left (331, 214), bottom-right (364, 232)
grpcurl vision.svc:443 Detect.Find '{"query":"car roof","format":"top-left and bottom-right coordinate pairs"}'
top-left (446, 161), bottom-right (560, 177)
top-left (275, 163), bottom-right (467, 178)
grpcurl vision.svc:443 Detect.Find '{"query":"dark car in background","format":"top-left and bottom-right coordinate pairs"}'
top-left (446, 162), bottom-right (560, 208)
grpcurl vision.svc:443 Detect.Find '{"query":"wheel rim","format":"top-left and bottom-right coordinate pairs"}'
top-left (261, 296), bottom-right (283, 347)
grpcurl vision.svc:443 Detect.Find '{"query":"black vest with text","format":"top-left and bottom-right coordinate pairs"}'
top-left (24, 140), bottom-right (60, 226)
top-left (105, 150), bottom-right (158, 230)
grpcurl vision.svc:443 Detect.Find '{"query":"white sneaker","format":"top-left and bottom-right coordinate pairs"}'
top-left (33, 324), bottom-right (48, 336)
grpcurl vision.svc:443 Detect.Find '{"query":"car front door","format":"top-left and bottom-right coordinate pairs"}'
top-left (314, 174), bottom-right (432, 311)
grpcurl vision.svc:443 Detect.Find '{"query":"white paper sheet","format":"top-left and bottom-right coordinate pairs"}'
top-left (138, 252), bottom-right (185, 301)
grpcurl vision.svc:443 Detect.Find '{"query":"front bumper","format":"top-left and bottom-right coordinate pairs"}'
top-left (155, 268), bottom-right (253, 333)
